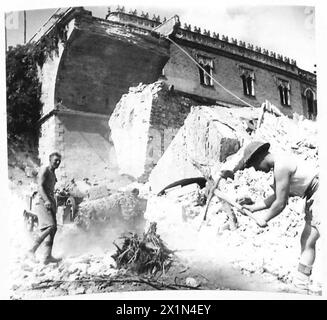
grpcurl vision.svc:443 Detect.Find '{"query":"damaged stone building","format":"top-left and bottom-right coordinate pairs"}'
top-left (35, 7), bottom-right (317, 183)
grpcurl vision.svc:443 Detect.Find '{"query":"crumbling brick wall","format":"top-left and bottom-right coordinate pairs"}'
top-left (109, 81), bottom-right (199, 180)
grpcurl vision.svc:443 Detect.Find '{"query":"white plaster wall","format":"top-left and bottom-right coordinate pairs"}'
top-left (109, 86), bottom-right (154, 178)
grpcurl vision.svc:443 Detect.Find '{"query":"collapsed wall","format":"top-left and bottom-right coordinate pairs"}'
top-left (148, 101), bottom-right (318, 194)
top-left (109, 79), bottom-right (318, 194)
top-left (145, 101), bottom-right (318, 239)
top-left (108, 81), bottom-right (197, 180)
top-left (142, 104), bottom-right (319, 288)
top-left (148, 106), bottom-right (258, 194)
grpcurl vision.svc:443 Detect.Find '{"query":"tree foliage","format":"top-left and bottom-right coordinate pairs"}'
top-left (6, 21), bottom-right (68, 141)
top-left (6, 43), bottom-right (42, 139)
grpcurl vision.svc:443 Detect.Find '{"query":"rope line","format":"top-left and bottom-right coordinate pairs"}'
top-left (28, 8), bottom-right (67, 43)
top-left (165, 36), bottom-right (256, 109)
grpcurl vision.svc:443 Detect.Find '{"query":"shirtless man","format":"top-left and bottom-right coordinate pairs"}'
top-left (209, 141), bottom-right (319, 289)
top-left (27, 152), bottom-right (62, 264)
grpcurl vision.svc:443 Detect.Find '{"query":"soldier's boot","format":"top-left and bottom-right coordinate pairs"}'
top-left (42, 241), bottom-right (62, 264)
top-left (292, 264), bottom-right (312, 291)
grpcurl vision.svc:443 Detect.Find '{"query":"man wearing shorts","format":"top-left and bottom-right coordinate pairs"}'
top-left (27, 152), bottom-right (62, 264)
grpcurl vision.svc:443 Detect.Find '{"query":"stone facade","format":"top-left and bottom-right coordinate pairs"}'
top-left (39, 110), bottom-right (115, 182)
top-left (37, 7), bottom-right (170, 182)
top-left (35, 7), bottom-right (317, 183)
top-left (107, 9), bottom-right (317, 119)
top-left (109, 81), bottom-right (198, 180)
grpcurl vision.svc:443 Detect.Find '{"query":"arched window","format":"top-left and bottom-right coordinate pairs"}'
top-left (278, 85), bottom-right (284, 104)
top-left (197, 55), bottom-right (214, 87)
top-left (305, 89), bottom-right (317, 120)
top-left (278, 79), bottom-right (291, 106)
top-left (240, 69), bottom-right (255, 96)
top-left (241, 75), bottom-right (247, 95)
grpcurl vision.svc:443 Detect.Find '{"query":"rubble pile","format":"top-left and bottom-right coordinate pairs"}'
top-left (148, 105), bottom-right (257, 194)
top-left (145, 166), bottom-right (322, 290)
top-left (143, 102), bottom-right (321, 292)
top-left (75, 188), bottom-right (147, 231)
top-left (254, 107), bottom-right (318, 161)
top-left (10, 252), bottom-right (119, 298)
top-left (219, 169), bottom-right (305, 280)
top-left (8, 91), bottom-right (320, 297)
top-left (149, 102), bottom-right (318, 194)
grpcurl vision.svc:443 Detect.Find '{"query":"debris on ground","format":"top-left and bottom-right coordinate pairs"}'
top-left (74, 188), bottom-right (147, 231)
top-left (111, 222), bottom-right (174, 275)
top-left (7, 97), bottom-right (321, 299)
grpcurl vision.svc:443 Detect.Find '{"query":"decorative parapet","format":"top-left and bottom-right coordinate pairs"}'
top-left (239, 41), bottom-right (246, 47)
top-left (106, 8), bottom-right (163, 30)
top-left (298, 69), bottom-right (316, 83)
top-left (33, 7), bottom-right (315, 84)
top-left (174, 26), bottom-right (302, 73)
top-left (105, 8), bottom-right (306, 75)
top-left (194, 26), bottom-right (201, 33)
top-left (175, 27), bottom-right (298, 69)
top-left (183, 23), bottom-right (191, 31)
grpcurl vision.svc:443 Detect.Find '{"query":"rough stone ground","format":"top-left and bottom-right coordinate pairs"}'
top-left (8, 167), bottom-right (323, 299)
top-left (145, 169), bottom-right (323, 296)
top-left (6, 109), bottom-right (322, 299)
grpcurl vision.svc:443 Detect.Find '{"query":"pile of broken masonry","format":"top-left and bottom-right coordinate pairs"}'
top-left (144, 99), bottom-right (320, 293)
top-left (9, 82), bottom-right (321, 296)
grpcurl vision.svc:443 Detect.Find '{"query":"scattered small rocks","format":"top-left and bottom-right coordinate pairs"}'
top-left (185, 277), bottom-right (200, 288)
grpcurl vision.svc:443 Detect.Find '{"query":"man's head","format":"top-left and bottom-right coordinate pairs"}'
top-left (49, 152), bottom-right (62, 170)
top-left (242, 141), bottom-right (271, 172)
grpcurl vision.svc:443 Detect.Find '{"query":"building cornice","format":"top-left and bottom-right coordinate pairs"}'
top-left (107, 9), bottom-right (316, 85)
top-left (32, 7), bottom-right (316, 87)
top-left (172, 36), bottom-right (316, 86)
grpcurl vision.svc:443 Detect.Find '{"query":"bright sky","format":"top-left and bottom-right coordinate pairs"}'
top-left (5, 2), bottom-right (316, 72)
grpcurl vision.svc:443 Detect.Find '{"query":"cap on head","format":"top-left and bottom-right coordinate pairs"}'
top-left (242, 141), bottom-right (270, 168)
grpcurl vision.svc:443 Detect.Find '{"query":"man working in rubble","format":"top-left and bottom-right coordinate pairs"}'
top-left (208, 140), bottom-right (319, 289)
top-left (27, 152), bottom-right (62, 264)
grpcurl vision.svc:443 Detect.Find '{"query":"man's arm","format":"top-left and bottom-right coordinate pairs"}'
top-left (261, 165), bottom-right (291, 223)
top-left (38, 167), bottom-right (51, 208)
top-left (244, 194), bottom-right (276, 212)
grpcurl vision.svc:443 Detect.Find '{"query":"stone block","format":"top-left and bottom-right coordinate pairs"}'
top-left (148, 106), bottom-right (256, 194)
top-left (87, 185), bottom-right (110, 201)
top-left (109, 81), bottom-right (197, 179)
